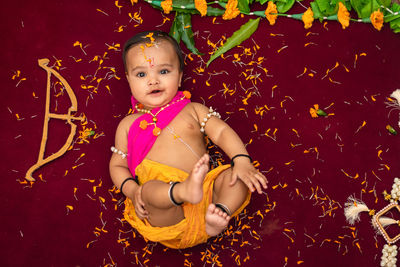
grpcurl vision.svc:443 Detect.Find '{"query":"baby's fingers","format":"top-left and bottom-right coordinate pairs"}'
top-left (255, 172), bottom-right (268, 189)
top-left (240, 174), bottom-right (256, 193)
top-left (249, 174), bottom-right (263, 194)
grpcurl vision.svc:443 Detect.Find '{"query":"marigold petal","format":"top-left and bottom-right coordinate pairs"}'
top-left (309, 108), bottom-right (318, 118)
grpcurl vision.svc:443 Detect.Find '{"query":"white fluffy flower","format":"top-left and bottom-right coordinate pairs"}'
top-left (390, 89), bottom-right (400, 104)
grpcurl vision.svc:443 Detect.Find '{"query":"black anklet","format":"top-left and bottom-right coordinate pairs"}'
top-left (215, 203), bottom-right (232, 216)
top-left (168, 181), bottom-right (183, 206)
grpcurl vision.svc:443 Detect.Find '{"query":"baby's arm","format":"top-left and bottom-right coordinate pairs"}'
top-left (109, 115), bottom-right (148, 219)
top-left (192, 103), bottom-right (268, 193)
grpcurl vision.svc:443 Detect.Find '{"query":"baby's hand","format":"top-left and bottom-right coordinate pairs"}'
top-left (129, 185), bottom-right (148, 220)
top-left (230, 158), bottom-right (268, 194)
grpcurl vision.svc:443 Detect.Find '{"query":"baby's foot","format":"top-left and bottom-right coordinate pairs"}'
top-left (180, 154), bottom-right (209, 204)
top-left (205, 203), bottom-right (230, 236)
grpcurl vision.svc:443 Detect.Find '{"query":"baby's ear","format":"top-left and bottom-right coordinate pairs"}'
top-left (178, 71), bottom-right (183, 87)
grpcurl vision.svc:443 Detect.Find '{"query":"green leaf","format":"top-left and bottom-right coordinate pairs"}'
top-left (310, 1), bottom-right (323, 20)
top-left (316, 109), bottom-right (327, 116)
top-left (386, 125), bottom-right (398, 135)
top-left (176, 12), bottom-right (203, 55)
top-left (238, 0), bottom-right (251, 13)
top-left (315, 0), bottom-right (339, 15)
top-left (207, 18), bottom-right (260, 67)
top-left (350, 0), bottom-right (380, 18)
top-left (173, 0), bottom-right (195, 6)
top-left (170, 14), bottom-right (182, 43)
top-left (206, 6), bottom-right (226, 16)
top-left (377, 0), bottom-right (391, 8)
top-left (276, 0), bottom-right (295, 13)
top-left (387, 3), bottom-right (400, 22)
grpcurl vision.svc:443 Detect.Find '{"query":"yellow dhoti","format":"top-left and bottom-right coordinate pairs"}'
top-left (124, 159), bottom-right (251, 249)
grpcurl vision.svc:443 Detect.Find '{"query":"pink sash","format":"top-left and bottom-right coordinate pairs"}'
top-left (127, 91), bottom-right (190, 177)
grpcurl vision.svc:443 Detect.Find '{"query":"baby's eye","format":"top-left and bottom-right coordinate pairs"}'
top-left (160, 69), bottom-right (169, 74)
top-left (136, 72), bottom-right (146, 78)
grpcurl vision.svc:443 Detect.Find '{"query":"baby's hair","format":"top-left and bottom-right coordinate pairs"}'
top-left (123, 31), bottom-right (184, 72)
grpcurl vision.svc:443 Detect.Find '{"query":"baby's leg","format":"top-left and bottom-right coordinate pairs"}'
top-left (205, 169), bottom-right (248, 236)
top-left (140, 154), bottom-right (210, 227)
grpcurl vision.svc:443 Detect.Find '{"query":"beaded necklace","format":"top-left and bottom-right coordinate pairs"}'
top-left (135, 91), bottom-right (191, 136)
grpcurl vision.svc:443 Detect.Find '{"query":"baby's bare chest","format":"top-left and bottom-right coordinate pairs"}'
top-left (145, 110), bottom-right (207, 169)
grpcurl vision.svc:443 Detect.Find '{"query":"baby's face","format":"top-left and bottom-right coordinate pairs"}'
top-left (125, 40), bottom-right (183, 109)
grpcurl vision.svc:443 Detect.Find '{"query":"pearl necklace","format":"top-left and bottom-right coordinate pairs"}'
top-left (135, 93), bottom-right (188, 136)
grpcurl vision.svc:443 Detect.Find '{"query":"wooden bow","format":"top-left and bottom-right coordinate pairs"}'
top-left (25, 58), bottom-right (84, 181)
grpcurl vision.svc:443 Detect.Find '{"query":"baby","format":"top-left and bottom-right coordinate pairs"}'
top-left (109, 31), bottom-right (268, 249)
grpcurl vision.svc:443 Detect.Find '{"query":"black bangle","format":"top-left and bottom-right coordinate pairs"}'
top-left (120, 176), bottom-right (139, 195)
top-left (230, 154), bottom-right (252, 167)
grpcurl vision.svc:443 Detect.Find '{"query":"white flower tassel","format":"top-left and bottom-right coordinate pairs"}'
top-left (344, 196), bottom-right (371, 225)
top-left (380, 244), bottom-right (398, 267)
top-left (373, 215), bottom-right (399, 232)
top-left (379, 217), bottom-right (399, 228)
top-left (391, 89), bottom-right (400, 104)
top-left (390, 89), bottom-right (400, 128)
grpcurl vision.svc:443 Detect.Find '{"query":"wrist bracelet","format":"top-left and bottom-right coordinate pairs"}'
top-left (120, 176), bottom-right (139, 195)
top-left (230, 154), bottom-right (252, 167)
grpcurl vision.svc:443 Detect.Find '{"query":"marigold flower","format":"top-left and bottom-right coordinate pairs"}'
top-left (337, 2), bottom-right (350, 29)
top-left (183, 90), bottom-right (192, 99)
top-left (153, 127), bottom-right (161, 136)
top-left (302, 8), bottom-right (314, 29)
top-left (195, 0), bottom-right (207, 17)
top-left (309, 104), bottom-right (319, 118)
top-left (370, 9), bottom-right (384, 31)
top-left (161, 0), bottom-right (173, 14)
top-left (309, 104), bottom-right (328, 118)
top-left (265, 1), bottom-right (278, 26)
top-left (139, 120), bottom-right (148, 130)
top-left (222, 0), bottom-right (240, 20)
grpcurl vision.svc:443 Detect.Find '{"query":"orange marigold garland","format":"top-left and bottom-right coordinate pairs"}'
top-left (222, 0), bottom-right (241, 20)
top-left (370, 9), bottom-right (384, 31)
top-left (337, 2), bottom-right (350, 30)
top-left (265, 1), bottom-right (278, 26)
top-left (302, 8), bottom-right (314, 29)
top-left (161, 0), bottom-right (173, 14)
top-left (195, 0), bottom-right (207, 17)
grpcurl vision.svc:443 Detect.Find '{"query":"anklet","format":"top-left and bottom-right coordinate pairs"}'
top-left (168, 181), bottom-right (183, 206)
top-left (215, 203), bottom-right (232, 216)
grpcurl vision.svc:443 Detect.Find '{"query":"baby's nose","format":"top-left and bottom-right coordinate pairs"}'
top-left (148, 76), bottom-right (159, 85)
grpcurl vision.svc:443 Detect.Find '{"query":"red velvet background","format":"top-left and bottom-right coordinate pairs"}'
top-left (1, 0), bottom-right (400, 266)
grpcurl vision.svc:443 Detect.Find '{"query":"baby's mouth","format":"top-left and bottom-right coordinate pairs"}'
top-left (149, 89), bottom-right (162, 94)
